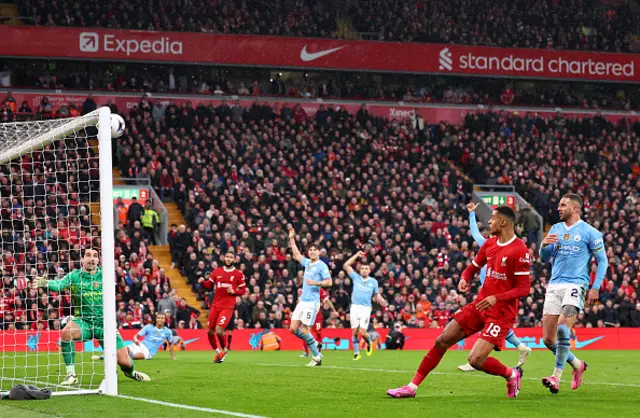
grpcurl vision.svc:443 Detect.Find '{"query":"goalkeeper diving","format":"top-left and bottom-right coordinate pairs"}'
top-left (35, 248), bottom-right (150, 385)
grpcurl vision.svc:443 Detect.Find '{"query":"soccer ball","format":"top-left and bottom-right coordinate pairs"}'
top-left (110, 114), bottom-right (125, 138)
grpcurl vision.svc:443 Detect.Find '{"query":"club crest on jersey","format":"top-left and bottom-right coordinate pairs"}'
top-left (574, 235), bottom-right (581, 241)
top-left (93, 282), bottom-right (100, 289)
top-left (563, 234), bottom-right (570, 240)
top-left (501, 256), bottom-right (508, 266)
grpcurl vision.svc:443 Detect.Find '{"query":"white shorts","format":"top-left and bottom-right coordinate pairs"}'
top-left (349, 304), bottom-right (372, 329)
top-left (128, 343), bottom-right (152, 360)
top-left (292, 301), bottom-right (320, 326)
top-left (543, 284), bottom-right (586, 315)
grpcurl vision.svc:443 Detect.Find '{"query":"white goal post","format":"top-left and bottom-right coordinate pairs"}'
top-left (0, 107), bottom-right (117, 397)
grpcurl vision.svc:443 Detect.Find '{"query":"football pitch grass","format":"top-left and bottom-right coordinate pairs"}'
top-left (1, 350), bottom-right (639, 418)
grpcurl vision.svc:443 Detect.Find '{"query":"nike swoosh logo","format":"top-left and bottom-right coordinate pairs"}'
top-left (575, 336), bottom-right (603, 348)
top-left (184, 338), bottom-right (199, 346)
top-left (300, 45), bottom-right (344, 62)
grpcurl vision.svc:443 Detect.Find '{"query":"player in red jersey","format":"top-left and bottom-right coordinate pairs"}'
top-left (301, 288), bottom-right (336, 357)
top-left (198, 250), bottom-right (246, 363)
top-left (387, 206), bottom-right (531, 399)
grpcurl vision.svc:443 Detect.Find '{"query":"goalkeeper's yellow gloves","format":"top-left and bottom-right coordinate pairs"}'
top-left (33, 276), bottom-right (48, 289)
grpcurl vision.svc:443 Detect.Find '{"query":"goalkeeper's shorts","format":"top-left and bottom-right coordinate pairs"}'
top-left (73, 318), bottom-right (126, 350)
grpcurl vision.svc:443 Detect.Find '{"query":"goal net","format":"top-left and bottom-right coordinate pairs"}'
top-left (0, 107), bottom-right (117, 396)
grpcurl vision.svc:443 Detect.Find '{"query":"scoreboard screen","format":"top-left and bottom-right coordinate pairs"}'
top-left (481, 195), bottom-right (515, 209)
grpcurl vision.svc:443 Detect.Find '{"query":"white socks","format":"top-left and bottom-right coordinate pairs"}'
top-left (66, 365), bottom-right (76, 375)
top-left (570, 358), bottom-right (582, 370)
top-left (553, 367), bottom-right (563, 379)
top-left (408, 382), bottom-right (418, 391)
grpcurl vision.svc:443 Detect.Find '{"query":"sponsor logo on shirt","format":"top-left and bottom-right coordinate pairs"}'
top-left (487, 268), bottom-right (507, 280)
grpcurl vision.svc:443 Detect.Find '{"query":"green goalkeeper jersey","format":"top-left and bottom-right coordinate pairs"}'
top-left (47, 268), bottom-right (103, 323)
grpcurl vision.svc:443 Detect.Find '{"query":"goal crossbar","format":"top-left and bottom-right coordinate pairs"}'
top-left (0, 110), bottom-right (101, 165)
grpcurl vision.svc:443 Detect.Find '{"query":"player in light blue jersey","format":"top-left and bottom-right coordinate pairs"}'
top-left (539, 193), bottom-right (608, 394)
top-left (128, 313), bottom-right (176, 360)
top-left (344, 251), bottom-right (388, 360)
top-left (458, 202), bottom-right (532, 372)
top-left (288, 225), bottom-right (332, 367)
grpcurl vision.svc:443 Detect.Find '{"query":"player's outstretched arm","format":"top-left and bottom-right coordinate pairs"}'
top-left (343, 251), bottom-right (364, 276)
top-left (288, 225), bottom-right (303, 262)
top-left (467, 202), bottom-right (486, 246)
top-left (33, 273), bottom-right (71, 292)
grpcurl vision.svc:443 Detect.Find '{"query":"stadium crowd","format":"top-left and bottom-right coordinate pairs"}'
top-left (350, 0), bottom-right (639, 52)
top-left (3, 62), bottom-right (638, 111)
top-left (16, 0), bottom-right (639, 52)
top-left (0, 128), bottom-right (194, 332)
top-left (108, 96), bottom-right (640, 330)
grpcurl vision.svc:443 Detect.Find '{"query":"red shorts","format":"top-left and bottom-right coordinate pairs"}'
top-left (453, 303), bottom-right (511, 350)
top-left (313, 313), bottom-right (323, 333)
top-left (208, 307), bottom-right (234, 330)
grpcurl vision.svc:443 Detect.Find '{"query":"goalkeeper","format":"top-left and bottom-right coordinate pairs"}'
top-left (35, 248), bottom-right (150, 385)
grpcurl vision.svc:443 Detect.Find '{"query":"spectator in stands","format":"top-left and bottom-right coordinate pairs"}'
top-left (158, 292), bottom-right (177, 319)
top-left (126, 197), bottom-right (144, 227)
top-left (82, 94), bottom-right (97, 115)
top-left (141, 200), bottom-right (160, 245)
top-left (176, 298), bottom-right (200, 324)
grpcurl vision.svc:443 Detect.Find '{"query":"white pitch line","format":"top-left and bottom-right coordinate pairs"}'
top-left (118, 395), bottom-right (271, 418)
top-left (254, 362), bottom-right (640, 388)
top-left (16, 378), bottom-right (271, 417)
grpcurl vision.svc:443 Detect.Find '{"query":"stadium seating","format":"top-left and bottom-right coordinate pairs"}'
top-left (111, 98), bottom-right (638, 330)
top-left (1, 93), bottom-right (638, 331)
top-left (2, 69), bottom-right (638, 112)
top-left (16, 0), bottom-right (638, 52)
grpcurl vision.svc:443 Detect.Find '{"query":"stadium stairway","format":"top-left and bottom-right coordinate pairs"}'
top-left (148, 202), bottom-right (208, 325)
top-left (148, 245), bottom-right (209, 325)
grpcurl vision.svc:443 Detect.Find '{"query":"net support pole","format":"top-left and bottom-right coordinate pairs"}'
top-left (97, 106), bottom-right (118, 396)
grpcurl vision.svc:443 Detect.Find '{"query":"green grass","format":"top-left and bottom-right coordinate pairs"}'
top-left (1, 350), bottom-right (639, 417)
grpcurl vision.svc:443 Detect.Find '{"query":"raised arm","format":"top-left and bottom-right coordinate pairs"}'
top-left (288, 225), bottom-right (303, 262)
top-left (467, 202), bottom-right (486, 246)
top-left (343, 251), bottom-right (364, 276)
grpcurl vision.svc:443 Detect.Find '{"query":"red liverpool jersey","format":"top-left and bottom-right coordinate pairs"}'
top-left (202, 267), bottom-right (246, 309)
top-left (471, 235), bottom-right (531, 322)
